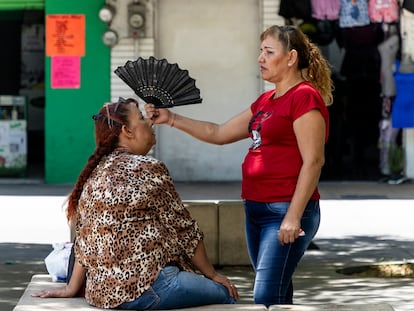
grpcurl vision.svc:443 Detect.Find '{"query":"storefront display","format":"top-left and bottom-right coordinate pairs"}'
top-left (0, 95), bottom-right (27, 176)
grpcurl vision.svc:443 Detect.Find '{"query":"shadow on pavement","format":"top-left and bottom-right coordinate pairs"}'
top-left (0, 244), bottom-right (51, 311)
top-left (294, 236), bottom-right (414, 309)
top-left (2, 236), bottom-right (414, 310)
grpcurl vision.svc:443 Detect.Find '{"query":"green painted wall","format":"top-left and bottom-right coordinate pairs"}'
top-left (0, 0), bottom-right (44, 10)
top-left (45, 0), bottom-right (110, 183)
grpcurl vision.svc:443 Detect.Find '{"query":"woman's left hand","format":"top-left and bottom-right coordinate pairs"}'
top-left (211, 273), bottom-right (239, 300)
top-left (31, 286), bottom-right (69, 298)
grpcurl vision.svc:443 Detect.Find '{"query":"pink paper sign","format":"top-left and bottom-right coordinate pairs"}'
top-left (51, 56), bottom-right (81, 89)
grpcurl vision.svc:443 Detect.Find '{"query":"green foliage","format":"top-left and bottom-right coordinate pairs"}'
top-left (388, 143), bottom-right (404, 175)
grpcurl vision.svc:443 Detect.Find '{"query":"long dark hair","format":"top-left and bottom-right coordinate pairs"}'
top-left (66, 97), bottom-right (138, 222)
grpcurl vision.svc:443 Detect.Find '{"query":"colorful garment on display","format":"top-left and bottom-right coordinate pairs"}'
top-left (309, 0), bottom-right (341, 46)
top-left (368, 0), bottom-right (400, 23)
top-left (339, 0), bottom-right (371, 28)
top-left (392, 62), bottom-right (414, 128)
top-left (311, 0), bottom-right (341, 19)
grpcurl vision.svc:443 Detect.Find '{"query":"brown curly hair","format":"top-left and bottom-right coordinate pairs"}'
top-left (260, 25), bottom-right (334, 106)
top-left (66, 97), bottom-right (139, 222)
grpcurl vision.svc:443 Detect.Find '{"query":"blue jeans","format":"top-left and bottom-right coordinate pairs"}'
top-left (117, 266), bottom-right (235, 310)
top-left (244, 200), bottom-right (320, 306)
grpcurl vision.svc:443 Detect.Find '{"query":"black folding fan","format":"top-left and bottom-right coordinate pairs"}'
top-left (114, 56), bottom-right (203, 108)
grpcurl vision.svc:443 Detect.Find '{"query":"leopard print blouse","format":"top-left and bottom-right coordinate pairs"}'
top-left (74, 150), bottom-right (203, 308)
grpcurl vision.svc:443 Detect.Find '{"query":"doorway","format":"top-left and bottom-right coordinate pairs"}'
top-left (0, 10), bottom-right (45, 180)
top-left (320, 30), bottom-right (385, 182)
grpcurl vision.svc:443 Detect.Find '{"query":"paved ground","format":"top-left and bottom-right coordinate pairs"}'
top-left (1, 180), bottom-right (414, 311)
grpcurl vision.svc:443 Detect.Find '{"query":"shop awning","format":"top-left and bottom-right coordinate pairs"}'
top-left (0, 0), bottom-right (44, 10)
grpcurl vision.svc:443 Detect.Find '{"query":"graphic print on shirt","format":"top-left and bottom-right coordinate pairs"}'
top-left (248, 110), bottom-right (273, 149)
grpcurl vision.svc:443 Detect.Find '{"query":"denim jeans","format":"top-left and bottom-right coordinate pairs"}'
top-left (244, 200), bottom-right (320, 306)
top-left (117, 266), bottom-right (235, 310)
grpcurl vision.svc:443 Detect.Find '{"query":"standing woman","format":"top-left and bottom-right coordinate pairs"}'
top-left (145, 25), bottom-right (333, 306)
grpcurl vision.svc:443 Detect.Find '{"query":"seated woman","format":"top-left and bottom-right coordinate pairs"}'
top-left (32, 97), bottom-right (238, 310)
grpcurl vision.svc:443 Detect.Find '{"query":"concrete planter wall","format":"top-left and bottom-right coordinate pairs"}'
top-left (186, 201), bottom-right (250, 266)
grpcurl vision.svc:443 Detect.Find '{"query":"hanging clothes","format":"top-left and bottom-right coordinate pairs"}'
top-left (400, 8), bottom-right (414, 72)
top-left (339, 0), bottom-right (371, 28)
top-left (279, 0), bottom-right (312, 20)
top-left (309, 0), bottom-right (341, 46)
top-left (340, 23), bottom-right (383, 80)
top-left (368, 0), bottom-right (400, 23)
top-left (311, 0), bottom-right (341, 20)
top-left (378, 33), bottom-right (399, 97)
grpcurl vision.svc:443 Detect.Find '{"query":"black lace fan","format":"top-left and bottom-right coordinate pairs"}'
top-left (114, 56), bottom-right (203, 108)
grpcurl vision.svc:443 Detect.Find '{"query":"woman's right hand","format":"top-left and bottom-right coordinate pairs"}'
top-left (144, 103), bottom-right (172, 125)
top-left (211, 272), bottom-right (239, 301)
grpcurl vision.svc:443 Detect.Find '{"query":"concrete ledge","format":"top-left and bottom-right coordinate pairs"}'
top-left (13, 275), bottom-right (266, 311)
top-left (14, 275), bottom-right (394, 311)
top-left (185, 202), bottom-right (219, 264)
top-left (185, 200), bottom-right (251, 266)
top-left (218, 201), bottom-right (250, 265)
top-left (13, 275), bottom-right (86, 311)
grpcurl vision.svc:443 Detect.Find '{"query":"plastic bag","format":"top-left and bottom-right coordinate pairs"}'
top-left (44, 242), bottom-right (73, 282)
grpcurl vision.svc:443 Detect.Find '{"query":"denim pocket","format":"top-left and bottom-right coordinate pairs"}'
top-left (118, 287), bottom-right (160, 310)
top-left (265, 202), bottom-right (290, 215)
top-left (161, 265), bottom-right (179, 276)
top-left (150, 265), bottom-right (179, 294)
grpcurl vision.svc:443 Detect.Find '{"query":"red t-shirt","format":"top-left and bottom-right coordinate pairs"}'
top-left (241, 81), bottom-right (329, 202)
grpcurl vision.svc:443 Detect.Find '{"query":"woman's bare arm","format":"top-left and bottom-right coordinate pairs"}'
top-left (145, 104), bottom-right (251, 145)
top-left (31, 261), bottom-right (86, 298)
top-left (278, 109), bottom-right (326, 244)
top-left (191, 240), bottom-right (239, 300)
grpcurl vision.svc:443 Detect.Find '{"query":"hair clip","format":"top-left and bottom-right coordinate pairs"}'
top-left (104, 103), bottom-right (113, 128)
top-left (114, 97), bottom-right (128, 113)
top-left (92, 114), bottom-right (103, 121)
top-left (117, 96), bottom-right (127, 103)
